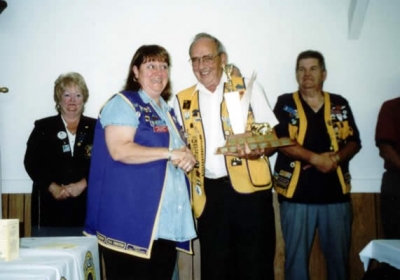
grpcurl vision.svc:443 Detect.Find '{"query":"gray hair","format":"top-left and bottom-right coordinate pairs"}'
top-left (189, 32), bottom-right (226, 56)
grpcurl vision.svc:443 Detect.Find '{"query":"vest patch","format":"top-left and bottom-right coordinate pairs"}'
top-left (153, 125), bottom-right (168, 133)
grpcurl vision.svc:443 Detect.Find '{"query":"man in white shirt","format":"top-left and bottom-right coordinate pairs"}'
top-left (174, 32), bottom-right (278, 280)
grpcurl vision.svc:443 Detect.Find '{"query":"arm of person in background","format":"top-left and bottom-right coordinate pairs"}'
top-left (375, 99), bottom-right (400, 171)
top-left (24, 120), bottom-right (71, 200)
top-left (377, 143), bottom-right (400, 171)
top-left (327, 96), bottom-right (362, 169)
top-left (24, 122), bottom-right (53, 187)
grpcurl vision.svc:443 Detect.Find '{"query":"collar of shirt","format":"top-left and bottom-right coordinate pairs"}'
top-left (194, 75), bottom-right (227, 96)
top-left (61, 115), bottom-right (76, 156)
top-left (138, 89), bottom-right (170, 112)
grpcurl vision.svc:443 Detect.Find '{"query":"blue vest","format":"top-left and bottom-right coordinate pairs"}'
top-left (84, 91), bottom-right (190, 258)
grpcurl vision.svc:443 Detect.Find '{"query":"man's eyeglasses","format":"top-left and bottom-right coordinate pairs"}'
top-left (189, 54), bottom-right (220, 68)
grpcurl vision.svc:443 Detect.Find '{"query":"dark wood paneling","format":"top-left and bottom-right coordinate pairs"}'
top-left (2, 193), bottom-right (31, 237)
top-left (350, 193), bottom-right (379, 280)
top-left (23, 194), bottom-right (31, 237)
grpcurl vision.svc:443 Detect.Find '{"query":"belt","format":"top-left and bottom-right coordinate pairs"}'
top-left (205, 176), bottom-right (230, 184)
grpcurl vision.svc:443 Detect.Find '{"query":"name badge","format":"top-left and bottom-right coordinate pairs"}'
top-left (62, 144), bottom-right (71, 153)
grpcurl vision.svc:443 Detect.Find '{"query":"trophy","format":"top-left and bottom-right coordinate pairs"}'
top-left (223, 64), bottom-right (234, 92)
top-left (216, 65), bottom-right (294, 154)
top-left (216, 122), bottom-right (294, 154)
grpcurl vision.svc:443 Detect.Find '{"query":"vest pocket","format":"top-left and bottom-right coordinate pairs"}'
top-left (247, 158), bottom-right (272, 187)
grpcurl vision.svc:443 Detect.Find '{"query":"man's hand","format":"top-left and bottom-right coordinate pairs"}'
top-left (306, 152), bottom-right (337, 173)
top-left (225, 142), bottom-right (270, 160)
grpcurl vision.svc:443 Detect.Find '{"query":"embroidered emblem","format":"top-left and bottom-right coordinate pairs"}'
top-left (283, 105), bottom-right (298, 119)
top-left (183, 100), bottom-right (191, 109)
top-left (192, 109), bottom-right (200, 117)
top-left (85, 144), bottom-right (93, 159)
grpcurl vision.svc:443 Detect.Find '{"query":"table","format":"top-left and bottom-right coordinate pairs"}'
top-left (0, 236), bottom-right (100, 280)
top-left (359, 239), bottom-right (400, 271)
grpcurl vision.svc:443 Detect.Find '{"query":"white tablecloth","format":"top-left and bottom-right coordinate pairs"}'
top-left (0, 236), bottom-right (100, 280)
top-left (359, 239), bottom-right (400, 271)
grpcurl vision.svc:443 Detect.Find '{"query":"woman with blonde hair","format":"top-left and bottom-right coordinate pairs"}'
top-left (24, 72), bottom-right (96, 237)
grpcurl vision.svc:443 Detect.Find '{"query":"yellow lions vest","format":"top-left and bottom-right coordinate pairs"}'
top-left (274, 91), bottom-right (350, 198)
top-left (176, 77), bottom-right (272, 218)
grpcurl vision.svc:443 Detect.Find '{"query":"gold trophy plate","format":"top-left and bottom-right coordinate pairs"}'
top-left (216, 133), bottom-right (294, 154)
top-left (216, 123), bottom-right (294, 154)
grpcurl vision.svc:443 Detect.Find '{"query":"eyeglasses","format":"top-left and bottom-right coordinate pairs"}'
top-left (189, 54), bottom-right (220, 68)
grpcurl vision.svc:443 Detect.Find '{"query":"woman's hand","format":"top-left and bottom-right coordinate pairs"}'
top-left (48, 179), bottom-right (87, 200)
top-left (48, 183), bottom-right (70, 200)
top-left (64, 178), bottom-right (87, 197)
top-left (169, 146), bottom-right (197, 172)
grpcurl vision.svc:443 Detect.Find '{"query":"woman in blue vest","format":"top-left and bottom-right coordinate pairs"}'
top-left (84, 45), bottom-right (197, 280)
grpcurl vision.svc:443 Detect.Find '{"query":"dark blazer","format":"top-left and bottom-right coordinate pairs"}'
top-left (24, 114), bottom-right (96, 227)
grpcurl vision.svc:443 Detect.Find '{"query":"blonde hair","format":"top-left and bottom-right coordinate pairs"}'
top-left (54, 72), bottom-right (89, 113)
